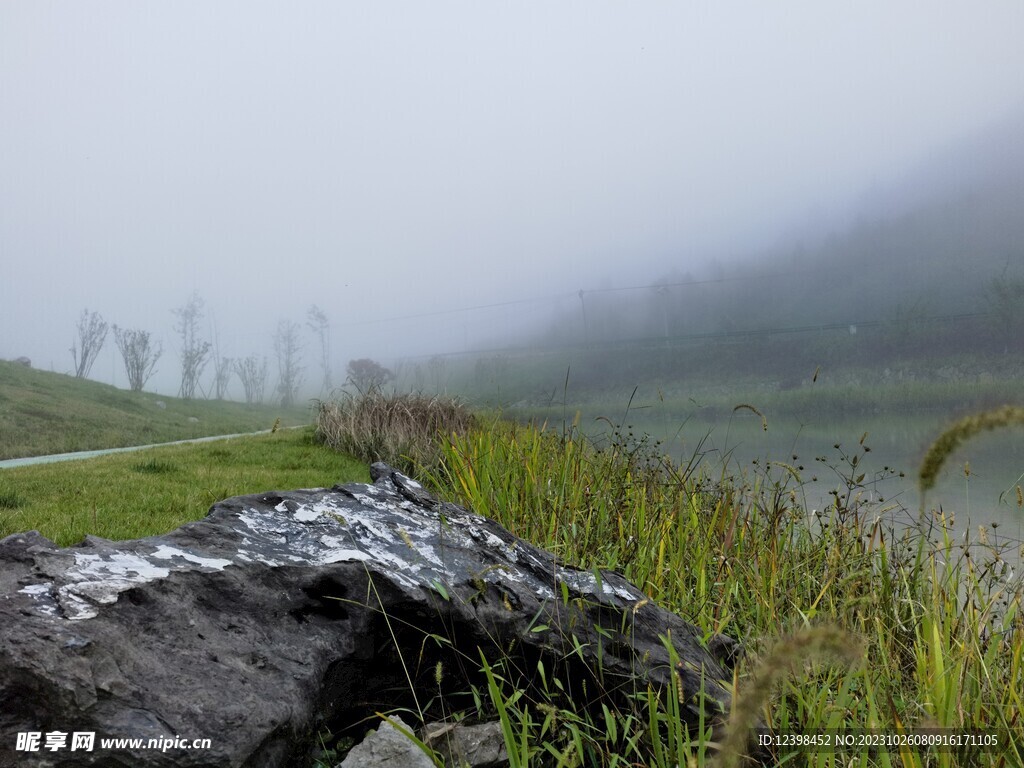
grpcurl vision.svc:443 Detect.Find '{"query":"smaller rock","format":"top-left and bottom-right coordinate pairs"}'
top-left (187, 416), bottom-right (199, 423)
top-left (423, 721), bottom-right (507, 768)
top-left (155, 400), bottom-right (166, 409)
top-left (338, 716), bottom-right (435, 768)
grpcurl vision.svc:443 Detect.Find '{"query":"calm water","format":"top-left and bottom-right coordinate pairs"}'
top-left (559, 402), bottom-right (1024, 564)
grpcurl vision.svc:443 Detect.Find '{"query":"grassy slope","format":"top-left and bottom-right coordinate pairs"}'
top-left (0, 359), bottom-right (312, 460)
top-left (0, 427), bottom-right (368, 546)
top-left (2, 396), bottom-right (1021, 764)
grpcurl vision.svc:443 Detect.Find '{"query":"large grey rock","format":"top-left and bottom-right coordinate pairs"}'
top-left (0, 463), bottom-right (741, 767)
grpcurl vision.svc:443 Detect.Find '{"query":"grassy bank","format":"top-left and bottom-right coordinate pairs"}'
top-left (2, 393), bottom-right (1021, 765)
top-left (423, 336), bottom-right (1024, 414)
top-left (490, 377), bottom-right (1024, 422)
top-left (0, 428), bottom-right (366, 545)
top-left (0, 359), bottom-right (311, 460)
top-left (315, 397), bottom-right (1022, 766)
top-left (417, 417), bottom-right (1022, 766)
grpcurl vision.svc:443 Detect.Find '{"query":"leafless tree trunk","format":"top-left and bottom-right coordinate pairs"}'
top-left (234, 356), bottom-right (269, 405)
top-left (428, 355), bottom-right (448, 393)
top-left (274, 319), bottom-right (303, 407)
top-left (307, 304), bottom-right (332, 395)
top-left (208, 314), bottom-right (233, 400)
top-left (70, 310), bottom-right (108, 379)
top-left (113, 326), bottom-right (162, 392)
top-left (212, 356), bottom-right (234, 400)
top-left (173, 293), bottom-right (211, 400)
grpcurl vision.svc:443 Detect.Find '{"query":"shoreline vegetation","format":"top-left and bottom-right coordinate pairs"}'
top-left (314, 393), bottom-right (1023, 766)
top-left (2, 386), bottom-right (1021, 764)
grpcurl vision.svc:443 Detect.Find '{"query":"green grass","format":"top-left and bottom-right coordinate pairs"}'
top-left (423, 337), bottom-right (1024, 416)
top-left (0, 359), bottom-right (312, 460)
top-left (4, 389), bottom-right (1022, 766)
top-left (0, 427), bottom-right (367, 546)
top-left (416, 414), bottom-right (1023, 766)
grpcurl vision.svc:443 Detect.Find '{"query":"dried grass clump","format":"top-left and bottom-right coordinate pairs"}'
top-left (314, 392), bottom-right (475, 477)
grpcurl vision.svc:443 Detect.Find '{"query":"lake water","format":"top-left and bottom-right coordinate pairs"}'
top-left (534, 401), bottom-right (1024, 566)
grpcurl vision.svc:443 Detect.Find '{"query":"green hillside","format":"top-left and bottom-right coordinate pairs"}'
top-left (0, 360), bottom-right (311, 460)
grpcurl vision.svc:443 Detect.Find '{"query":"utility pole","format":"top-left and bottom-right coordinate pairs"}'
top-left (656, 285), bottom-right (670, 347)
top-left (578, 290), bottom-right (589, 347)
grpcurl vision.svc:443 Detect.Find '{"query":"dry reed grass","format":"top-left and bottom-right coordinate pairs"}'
top-left (314, 391), bottom-right (475, 477)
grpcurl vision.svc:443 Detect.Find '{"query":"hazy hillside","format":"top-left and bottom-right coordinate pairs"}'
top-left (521, 111), bottom-right (1024, 356)
top-left (408, 114), bottom-right (1024, 405)
top-left (0, 360), bottom-right (311, 460)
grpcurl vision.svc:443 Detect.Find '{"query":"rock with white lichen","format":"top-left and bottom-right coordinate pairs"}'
top-left (0, 463), bottom-right (742, 767)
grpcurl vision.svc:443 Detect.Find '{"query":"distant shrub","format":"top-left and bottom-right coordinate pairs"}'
top-left (314, 392), bottom-right (474, 478)
top-left (345, 358), bottom-right (393, 395)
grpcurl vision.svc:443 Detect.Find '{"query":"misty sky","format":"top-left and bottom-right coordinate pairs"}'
top-left (2, 2), bottom-right (1023, 396)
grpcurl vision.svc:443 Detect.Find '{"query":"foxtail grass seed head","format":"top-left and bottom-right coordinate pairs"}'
top-left (732, 403), bottom-right (767, 432)
top-left (1017, 485), bottom-right (1023, 508)
top-left (715, 626), bottom-right (862, 768)
top-left (919, 406), bottom-right (1024, 493)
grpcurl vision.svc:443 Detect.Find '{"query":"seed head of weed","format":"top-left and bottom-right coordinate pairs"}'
top-left (919, 406), bottom-right (1024, 494)
top-left (714, 625), bottom-right (863, 768)
top-left (732, 403), bottom-right (767, 432)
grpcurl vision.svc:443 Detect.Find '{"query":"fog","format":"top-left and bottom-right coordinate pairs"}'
top-left (2, 2), bottom-right (1023, 397)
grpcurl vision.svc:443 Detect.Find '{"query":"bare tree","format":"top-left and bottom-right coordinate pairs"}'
top-left (307, 304), bottom-right (332, 395)
top-left (234, 355), bottom-right (269, 405)
top-left (70, 310), bottom-right (108, 379)
top-left (985, 268), bottom-right (1024, 351)
top-left (346, 358), bottom-right (392, 395)
top-left (173, 293), bottom-right (212, 400)
top-left (274, 320), bottom-right (304, 407)
top-left (428, 355), bottom-right (448, 392)
top-left (212, 356), bottom-right (234, 400)
top-left (113, 326), bottom-right (162, 392)
top-left (208, 311), bottom-right (233, 400)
